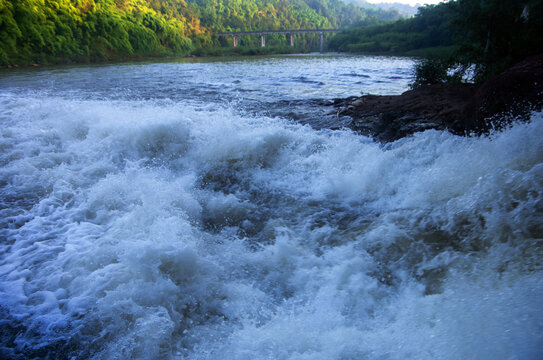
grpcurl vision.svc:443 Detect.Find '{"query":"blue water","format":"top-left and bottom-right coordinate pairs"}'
top-left (0, 54), bottom-right (542, 359)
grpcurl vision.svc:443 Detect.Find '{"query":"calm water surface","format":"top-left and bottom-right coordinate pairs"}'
top-left (0, 54), bottom-right (413, 100)
top-left (0, 54), bottom-right (542, 359)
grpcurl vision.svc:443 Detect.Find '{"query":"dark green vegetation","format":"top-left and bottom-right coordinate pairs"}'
top-left (329, 3), bottom-right (455, 57)
top-left (0, 0), bottom-right (397, 65)
top-left (447, 0), bottom-right (543, 82)
top-left (0, 0), bottom-right (193, 65)
top-left (330, 0), bottom-right (543, 84)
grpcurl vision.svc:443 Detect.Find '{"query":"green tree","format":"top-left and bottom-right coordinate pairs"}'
top-left (0, 0), bottom-right (401, 65)
top-left (450, 0), bottom-right (543, 81)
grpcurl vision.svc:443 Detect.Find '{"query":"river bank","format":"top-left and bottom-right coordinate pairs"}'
top-left (2, 46), bottom-right (310, 69)
top-left (329, 54), bottom-right (543, 142)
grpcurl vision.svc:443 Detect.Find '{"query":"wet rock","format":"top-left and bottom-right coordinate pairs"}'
top-left (467, 53), bottom-right (543, 132)
top-left (335, 83), bottom-right (477, 142)
top-left (331, 54), bottom-right (543, 142)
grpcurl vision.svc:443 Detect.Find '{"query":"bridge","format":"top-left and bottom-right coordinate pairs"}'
top-left (218, 29), bottom-right (342, 52)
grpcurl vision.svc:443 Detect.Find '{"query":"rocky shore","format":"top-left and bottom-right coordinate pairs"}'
top-left (330, 54), bottom-right (543, 142)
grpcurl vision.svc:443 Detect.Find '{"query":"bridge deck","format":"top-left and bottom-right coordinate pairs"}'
top-left (218, 29), bottom-right (341, 36)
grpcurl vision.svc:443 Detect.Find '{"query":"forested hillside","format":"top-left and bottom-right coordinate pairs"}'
top-left (330, 0), bottom-right (543, 83)
top-left (0, 0), bottom-right (396, 65)
top-left (342, 0), bottom-right (419, 18)
top-left (329, 3), bottom-right (455, 56)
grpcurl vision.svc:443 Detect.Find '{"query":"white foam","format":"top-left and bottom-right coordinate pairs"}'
top-left (0, 92), bottom-right (541, 359)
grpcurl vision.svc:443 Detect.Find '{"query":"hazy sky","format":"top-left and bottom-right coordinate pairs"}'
top-left (369, 0), bottom-right (444, 6)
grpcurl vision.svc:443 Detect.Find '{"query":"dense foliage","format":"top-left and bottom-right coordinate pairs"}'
top-left (328, 3), bottom-right (455, 56)
top-left (330, 0), bottom-right (543, 84)
top-left (0, 0), bottom-right (195, 64)
top-left (411, 0), bottom-right (543, 86)
top-left (0, 0), bottom-right (397, 65)
top-left (449, 0), bottom-right (543, 82)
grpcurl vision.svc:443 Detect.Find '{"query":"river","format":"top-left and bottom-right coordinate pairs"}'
top-left (0, 54), bottom-right (542, 359)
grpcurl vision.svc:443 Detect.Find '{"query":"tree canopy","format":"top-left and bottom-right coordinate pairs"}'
top-left (449, 0), bottom-right (543, 81)
top-left (328, 2), bottom-right (456, 56)
top-left (0, 0), bottom-right (398, 65)
top-left (328, 0), bottom-right (543, 83)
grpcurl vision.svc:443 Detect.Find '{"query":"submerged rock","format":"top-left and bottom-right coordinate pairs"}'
top-left (332, 54), bottom-right (543, 142)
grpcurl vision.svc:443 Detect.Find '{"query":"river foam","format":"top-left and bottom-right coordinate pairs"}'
top-left (0, 92), bottom-right (542, 359)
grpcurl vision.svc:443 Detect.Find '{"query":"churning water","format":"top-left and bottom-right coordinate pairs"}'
top-left (0, 55), bottom-right (542, 359)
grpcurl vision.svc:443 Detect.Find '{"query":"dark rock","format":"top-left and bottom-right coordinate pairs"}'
top-left (467, 53), bottom-right (543, 132)
top-left (336, 83), bottom-right (477, 142)
top-left (331, 54), bottom-right (543, 142)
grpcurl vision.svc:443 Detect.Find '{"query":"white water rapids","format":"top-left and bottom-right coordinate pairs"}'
top-left (0, 56), bottom-right (542, 359)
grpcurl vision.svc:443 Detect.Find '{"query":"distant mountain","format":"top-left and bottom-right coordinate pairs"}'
top-left (371, 2), bottom-right (420, 18)
top-left (342, 0), bottom-right (420, 18)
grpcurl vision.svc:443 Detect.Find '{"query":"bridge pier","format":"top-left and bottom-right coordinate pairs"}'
top-left (320, 32), bottom-right (324, 53)
top-left (218, 29), bottom-right (340, 52)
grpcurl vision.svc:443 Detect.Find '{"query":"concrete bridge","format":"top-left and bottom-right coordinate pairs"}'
top-left (218, 29), bottom-right (341, 52)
